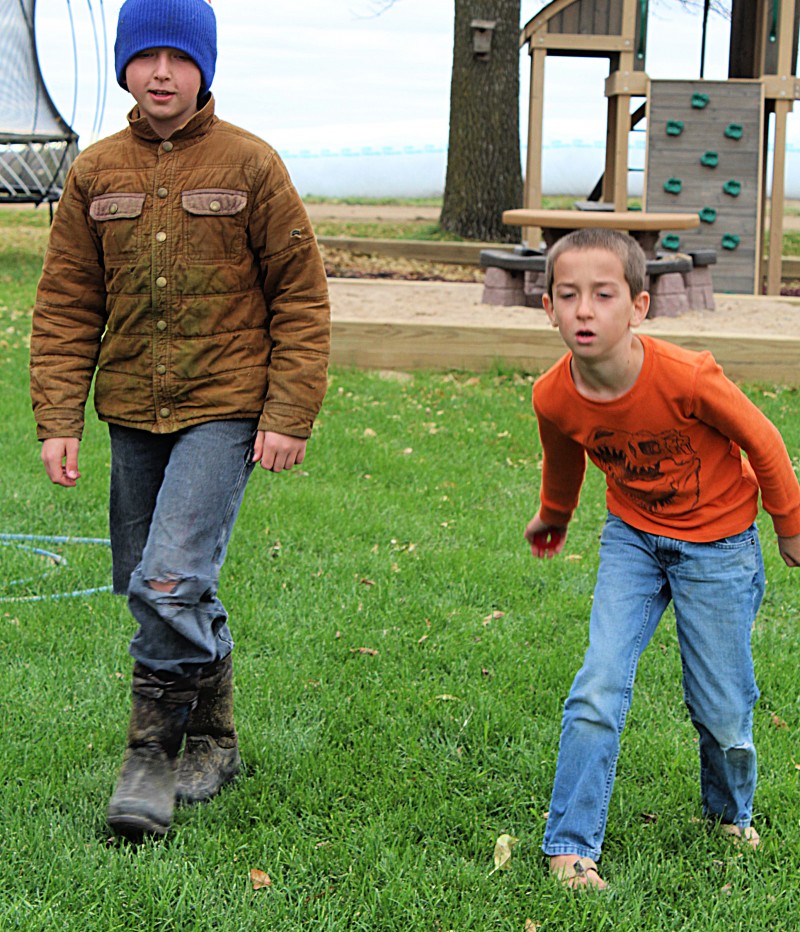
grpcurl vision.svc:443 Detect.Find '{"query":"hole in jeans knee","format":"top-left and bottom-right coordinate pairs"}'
top-left (146, 576), bottom-right (179, 593)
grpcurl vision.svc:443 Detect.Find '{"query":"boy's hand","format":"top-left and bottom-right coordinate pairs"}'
top-left (525, 512), bottom-right (567, 559)
top-left (41, 437), bottom-right (81, 487)
top-left (253, 430), bottom-right (307, 473)
top-left (778, 533), bottom-right (800, 567)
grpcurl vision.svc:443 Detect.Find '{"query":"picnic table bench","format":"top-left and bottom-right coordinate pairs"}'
top-left (480, 238), bottom-right (716, 317)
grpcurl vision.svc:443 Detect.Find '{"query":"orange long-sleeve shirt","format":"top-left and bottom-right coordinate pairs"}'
top-left (533, 335), bottom-right (800, 542)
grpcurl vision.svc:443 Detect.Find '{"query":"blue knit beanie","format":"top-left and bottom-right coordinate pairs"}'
top-left (115, 0), bottom-right (217, 95)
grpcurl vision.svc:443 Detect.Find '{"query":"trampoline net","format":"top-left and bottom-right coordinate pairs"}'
top-left (0, 0), bottom-right (78, 203)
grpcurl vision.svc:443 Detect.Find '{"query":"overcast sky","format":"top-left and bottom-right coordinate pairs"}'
top-left (29, 0), bottom-right (798, 196)
top-left (34, 0), bottom-right (758, 145)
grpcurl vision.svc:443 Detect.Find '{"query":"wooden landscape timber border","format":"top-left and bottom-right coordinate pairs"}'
top-left (329, 283), bottom-right (800, 385)
top-left (318, 236), bottom-right (800, 282)
top-left (331, 318), bottom-right (799, 384)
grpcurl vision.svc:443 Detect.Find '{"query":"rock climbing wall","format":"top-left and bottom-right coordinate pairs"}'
top-left (645, 80), bottom-right (763, 294)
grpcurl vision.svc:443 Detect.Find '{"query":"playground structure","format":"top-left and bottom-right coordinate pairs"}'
top-left (519, 0), bottom-right (800, 295)
top-left (0, 0), bottom-right (83, 210)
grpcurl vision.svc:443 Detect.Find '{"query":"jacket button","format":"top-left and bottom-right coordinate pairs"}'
top-left (209, 200), bottom-right (221, 212)
top-left (157, 187), bottom-right (168, 198)
top-left (156, 319), bottom-right (167, 331)
top-left (156, 364), bottom-right (167, 374)
top-left (156, 231), bottom-right (167, 243)
top-left (160, 408), bottom-right (170, 418)
top-left (162, 141), bottom-right (174, 152)
top-left (156, 276), bottom-right (167, 288)
top-left (109, 203), bottom-right (119, 214)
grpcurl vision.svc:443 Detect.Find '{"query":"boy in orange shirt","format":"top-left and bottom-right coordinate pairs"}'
top-left (525, 229), bottom-right (800, 890)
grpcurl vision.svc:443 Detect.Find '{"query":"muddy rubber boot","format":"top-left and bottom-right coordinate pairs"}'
top-left (176, 653), bottom-right (241, 805)
top-left (107, 663), bottom-right (198, 839)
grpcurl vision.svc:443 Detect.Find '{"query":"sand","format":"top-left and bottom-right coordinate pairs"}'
top-left (329, 278), bottom-right (800, 339)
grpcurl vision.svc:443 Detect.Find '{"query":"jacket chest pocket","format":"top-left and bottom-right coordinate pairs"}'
top-left (90, 193), bottom-right (146, 261)
top-left (181, 189), bottom-right (247, 261)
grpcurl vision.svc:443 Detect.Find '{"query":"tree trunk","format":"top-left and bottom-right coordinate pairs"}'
top-left (440, 0), bottom-right (523, 242)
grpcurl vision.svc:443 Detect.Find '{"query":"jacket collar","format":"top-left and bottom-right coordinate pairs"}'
top-left (127, 93), bottom-right (217, 144)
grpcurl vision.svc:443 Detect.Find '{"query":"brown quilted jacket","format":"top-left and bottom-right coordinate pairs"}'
top-left (30, 97), bottom-right (330, 440)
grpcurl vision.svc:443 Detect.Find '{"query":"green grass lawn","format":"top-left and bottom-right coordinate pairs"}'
top-left (308, 196), bottom-right (800, 258)
top-left (1, 206), bottom-right (799, 930)
top-left (782, 229), bottom-right (800, 257)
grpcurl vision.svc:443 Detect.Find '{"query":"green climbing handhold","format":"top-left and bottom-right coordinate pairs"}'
top-left (661, 234), bottom-right (681, 251)
top-left (721, 233), bottom-right (740, 250)
top-left (699, 207), bottom-right (717, 223)
top-left (666, 120), bottom-right (684, 136)
top-left (722, 180), bottom-right (742, 197)
top-left (724, 123), bottom-right (743, 140)
top-left (664, 177), bottom-right (682, 195)
top-left (691, 92), bottom-right (710, 109)
top-left (700, 151), bottom-right (719, 167)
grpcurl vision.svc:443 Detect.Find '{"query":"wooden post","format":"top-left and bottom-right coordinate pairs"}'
top-left (524, 46), bottom-right (546, 246)
top-left (765, 0), bottom-right (797, 294)
top-left (754, 0), bottom-right (768, 77)
top-left (609, 0), bottom-right (639, 210)
top-left (767, 99), bottom-right (790, 294)
top-left (612, 94), bottom-right (631, 210)
top-left (603, 89), bottom-right (620, 204)
top-left (757, 99), bottom-right (770, 295)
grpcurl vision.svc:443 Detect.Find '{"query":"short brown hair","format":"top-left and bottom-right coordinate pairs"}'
top-left (545, 228), bottom-right (646, 298)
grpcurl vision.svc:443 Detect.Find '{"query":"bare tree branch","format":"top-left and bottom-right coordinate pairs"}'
top-left (350, 0), bottom-right (399, 18)
top-left (655, 0), bottom-right (730, 18)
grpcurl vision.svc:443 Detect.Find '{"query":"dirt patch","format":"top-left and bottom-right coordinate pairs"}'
top-left (320, 245), bottom-right (483, 283)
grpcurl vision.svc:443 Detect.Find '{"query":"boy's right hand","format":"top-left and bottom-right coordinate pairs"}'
top-left (41, 438), bottom-right (81, 487)
top-left (524, 512), bottom-right (567, 559)
top-left (778, 533), bottom-right (800, 568)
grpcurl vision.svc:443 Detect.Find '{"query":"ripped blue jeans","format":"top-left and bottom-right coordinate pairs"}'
top-left (542, 513), bottom-right (766, 862)
top-left (109, 420), bottom-right (257, 676)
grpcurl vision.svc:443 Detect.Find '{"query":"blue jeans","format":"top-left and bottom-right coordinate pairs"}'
top-left (109, 420), bottom-right (258, 677)
top-left (542, 513), bottom-right (765, 861)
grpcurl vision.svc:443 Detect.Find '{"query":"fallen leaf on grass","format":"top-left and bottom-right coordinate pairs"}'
top-left (250, 869), bottom-right (272, 890)
top-left (770, 713), bottom-right (788, 729)
top-left (360, 577), bottom-right (376, 587)
top-left (433, 694), bottom-right (461, 702)
top-left (525, 921), bottom-right (542, 932)
top-left (483, 610), bottom-right (505, 625)
top-left (489, 833), bottom-right (519, 874)
top-left (350, 647), bottom-right (379, 656)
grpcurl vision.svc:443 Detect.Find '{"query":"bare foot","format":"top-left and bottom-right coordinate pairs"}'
top-left (549, 855), bottom-right (607, 890)
top-left (722, 824), bottom-right (760, 850)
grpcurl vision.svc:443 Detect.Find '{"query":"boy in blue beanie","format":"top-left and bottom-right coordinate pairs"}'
top-left (30, 0), bottom-right (330, 839)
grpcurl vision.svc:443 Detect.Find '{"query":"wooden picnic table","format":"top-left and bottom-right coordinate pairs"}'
top-left (501, 208), bottom-right (700, 257)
